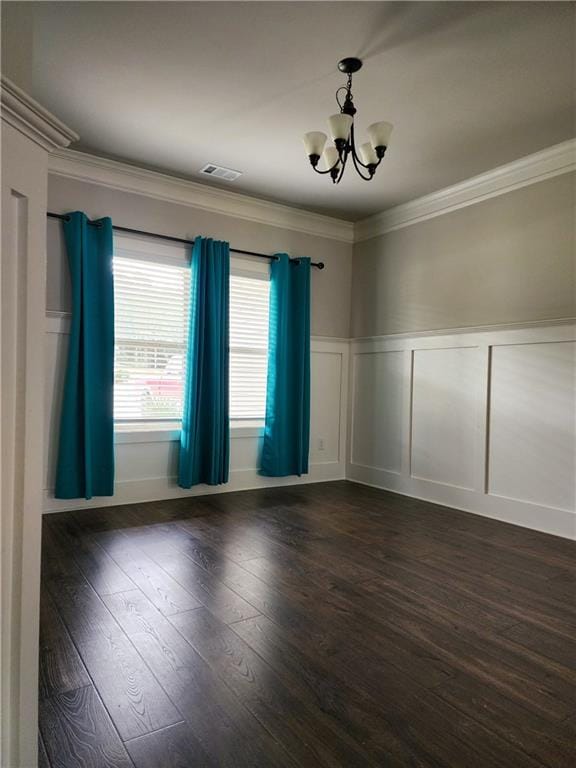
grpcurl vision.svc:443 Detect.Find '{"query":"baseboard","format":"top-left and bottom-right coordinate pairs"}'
top-left (43, 461), bottom-right (345, 514)
top-left (346, 462), bottom-right (576, 540)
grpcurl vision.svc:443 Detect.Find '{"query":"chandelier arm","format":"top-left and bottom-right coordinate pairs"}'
top-left (335, 146), bottom-right (349, 183)
top-left (350, 148), bottom-right (374, 181)
top-left (349, 125), bottom-right (373, 171)
top-left (335, 86), bottom-right (349, 112)
top-left (311, 159), bottom-right (340, 175)
top-left (349, 124), bottom-right (383, 173)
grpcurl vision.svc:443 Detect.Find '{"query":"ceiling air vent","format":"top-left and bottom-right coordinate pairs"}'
top-left (199, 163), bottom-right (243, 181)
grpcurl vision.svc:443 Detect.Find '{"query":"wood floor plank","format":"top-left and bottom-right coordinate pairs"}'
top-left (95, 531), bottom-right (202, 616)
top-left (39, 587), bottom-right (91, 699)
top-left (171, 607), bottom-right (379, 767)
top-left (176, 517), bottom-right (270, 562)
top-left (186, 548), bottom-right (457, 688)
top-left (238, 552), bottom-right (574, 722)
top-left (99, 524), bottom-right (263, 625)
top-left (46, 518), bottom-right (136, 596)
top-left (500, 620), bottom-right (576, 669)
top-left (232, 613), bottom-right (438, 766)
top-left (104, 589), bottom-right (299, 767)
top-left (46, 566), bottom-right (183, 741)
top-left (434, 673), bottom-right (576, 768)
top-left (146, 542), bottom-right (262, 625)
top-left (40, 481), bottom-right (576, 768)
top-left (125, 722), bottom-right (216, 768)
top-left (40, 686), bottom-right (133, 768)
top-left (395, 689), bottom-right (543, 768)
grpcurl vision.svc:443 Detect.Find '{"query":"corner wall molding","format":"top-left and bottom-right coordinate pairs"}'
top-left (0, 76), bottom-right (79, 151)
top-left (48, 148), bottom-right (355, 243)
top-left (355, 138), bottom-right (576, 241)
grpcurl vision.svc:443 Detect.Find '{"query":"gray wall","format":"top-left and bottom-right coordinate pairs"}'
top-left (47, 175), bottom-right (353, 338)
top-left (351, 173), bottom-right (576, 338)
top-left (47, 171), bottom-right (576, 340)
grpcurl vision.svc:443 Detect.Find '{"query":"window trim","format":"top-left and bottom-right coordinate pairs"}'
top-left (114, 420), bottom-right (265, 444)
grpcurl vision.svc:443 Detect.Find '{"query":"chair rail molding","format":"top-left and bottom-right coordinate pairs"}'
top-left (355, 138), bottom-right (576, 241)
top-left (48, 148), bottom-right (355, 243)
top-left (0, 76), bottom-right (79, 152)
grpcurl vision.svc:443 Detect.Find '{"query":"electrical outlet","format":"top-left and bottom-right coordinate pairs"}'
top-left (318, 437), bottom-right (325, 452)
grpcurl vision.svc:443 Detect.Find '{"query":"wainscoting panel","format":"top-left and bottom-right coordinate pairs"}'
top-left (44, 313), bottom-right (349, 512)
top-left (411, 346), bottom-right (481, 490)
top-left (310, 350), bottom-right (343, 464)
top-left (351, 350), bottom-right (406, 473)
top-left (348, 323), bottom-right (576, 539)
top-left (488, 341), bottom-right (576, 512)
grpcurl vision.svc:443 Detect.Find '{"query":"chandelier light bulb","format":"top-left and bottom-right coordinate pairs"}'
top-left (359, 142), bottom-right (379, 166)
top-left (328, 113), bottom-right (353, 141)
top-left (323, 146), bottom-right (340, 170)
top-left (367, 121), bottom-right (393, 150)
top-left (302, 131), bottom-right (327, 158)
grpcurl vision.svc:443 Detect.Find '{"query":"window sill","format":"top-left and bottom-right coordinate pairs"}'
top-left (114, 420), bottom-right (264, 444)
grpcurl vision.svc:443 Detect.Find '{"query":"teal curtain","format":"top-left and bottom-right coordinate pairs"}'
top-left (55, 212), bottom-right (115, 499)
top-left (179, 237), bottom-right (230, 487)
top-left (260, 254), bottom-right (311, 477)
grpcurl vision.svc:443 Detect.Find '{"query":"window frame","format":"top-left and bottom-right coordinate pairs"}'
top-left (112, 234), bottom-right (270, 441)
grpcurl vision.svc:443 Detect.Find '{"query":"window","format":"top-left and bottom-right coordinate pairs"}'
top-left (229, 272), bottom-right (269, 419)
top-left (113, 237), bottom-right (270, 426)
top-left (113, 253), bottom-right (189, 422)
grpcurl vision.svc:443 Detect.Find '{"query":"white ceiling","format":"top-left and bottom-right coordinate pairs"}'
top-left (4, 1), bottom-right (575, 220)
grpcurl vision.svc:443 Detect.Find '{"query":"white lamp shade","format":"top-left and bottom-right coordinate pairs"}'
top-left (323, 146), bottom-right (340, 170)
top-left (367, 121), bottom-right (393, 149)
top-left (328, 113), bottom-right (353, 141)
top-left (359, 142), bottom-right (378, 166)
top-left (303, 131), bottom-right (327, 157)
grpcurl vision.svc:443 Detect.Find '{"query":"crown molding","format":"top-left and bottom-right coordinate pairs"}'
top-left (355, 138), bottom-right (576, 242)
top-left (1, 76), bottom-right (78, 152)
top-left (45, 136), bottom-right (574, 244)
top-left (48, 148), bottom-right (355, 243)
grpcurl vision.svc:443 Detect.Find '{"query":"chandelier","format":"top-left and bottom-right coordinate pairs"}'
top-left (302, 58), bottom-right (393, 184)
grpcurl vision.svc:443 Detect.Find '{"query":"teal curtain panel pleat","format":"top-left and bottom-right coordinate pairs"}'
top-left (55, 211), bottom-right (115, 499)
top-left (179, 237), bottom-right (230, 487)
top-left (260, 254), bottom-right (311, 477)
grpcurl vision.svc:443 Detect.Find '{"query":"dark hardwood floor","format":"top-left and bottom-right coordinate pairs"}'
top-left (39, 481), bottom-right (576, 767)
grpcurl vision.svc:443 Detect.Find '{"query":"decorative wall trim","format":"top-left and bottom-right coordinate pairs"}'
top-left (47, 309), bottom-right (574, 344)
top-left (350, 318), bottom-right (576, 346)
top-left (1, 76), bottom-right (79, 151)
top-left (348, 322), bottom-right (576, 539)
top-left (48, 148), bottom-right (355, 243)
top-left (355, 138), bottom-right (576, 241)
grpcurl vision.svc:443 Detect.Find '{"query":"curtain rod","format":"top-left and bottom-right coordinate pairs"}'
top-left (47, 212), bottom-right (325, 269)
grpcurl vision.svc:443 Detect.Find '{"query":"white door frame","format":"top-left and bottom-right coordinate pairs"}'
top-left (1, 76), bottom-right (77, 768)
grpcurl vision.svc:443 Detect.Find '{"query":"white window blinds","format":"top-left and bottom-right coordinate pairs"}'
top-left (229, 273), bottom-right (270, 420)
top-left (113, 241), bottom-right (270, 424)
top-left (113, 255), bottom-right (189, 422)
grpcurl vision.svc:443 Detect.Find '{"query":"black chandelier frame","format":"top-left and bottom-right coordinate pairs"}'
top-left (307, 58), bottom-right (387, 184)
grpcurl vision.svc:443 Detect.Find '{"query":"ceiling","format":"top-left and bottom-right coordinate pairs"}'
top-left (3, 1), bottom-right (575, 221)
